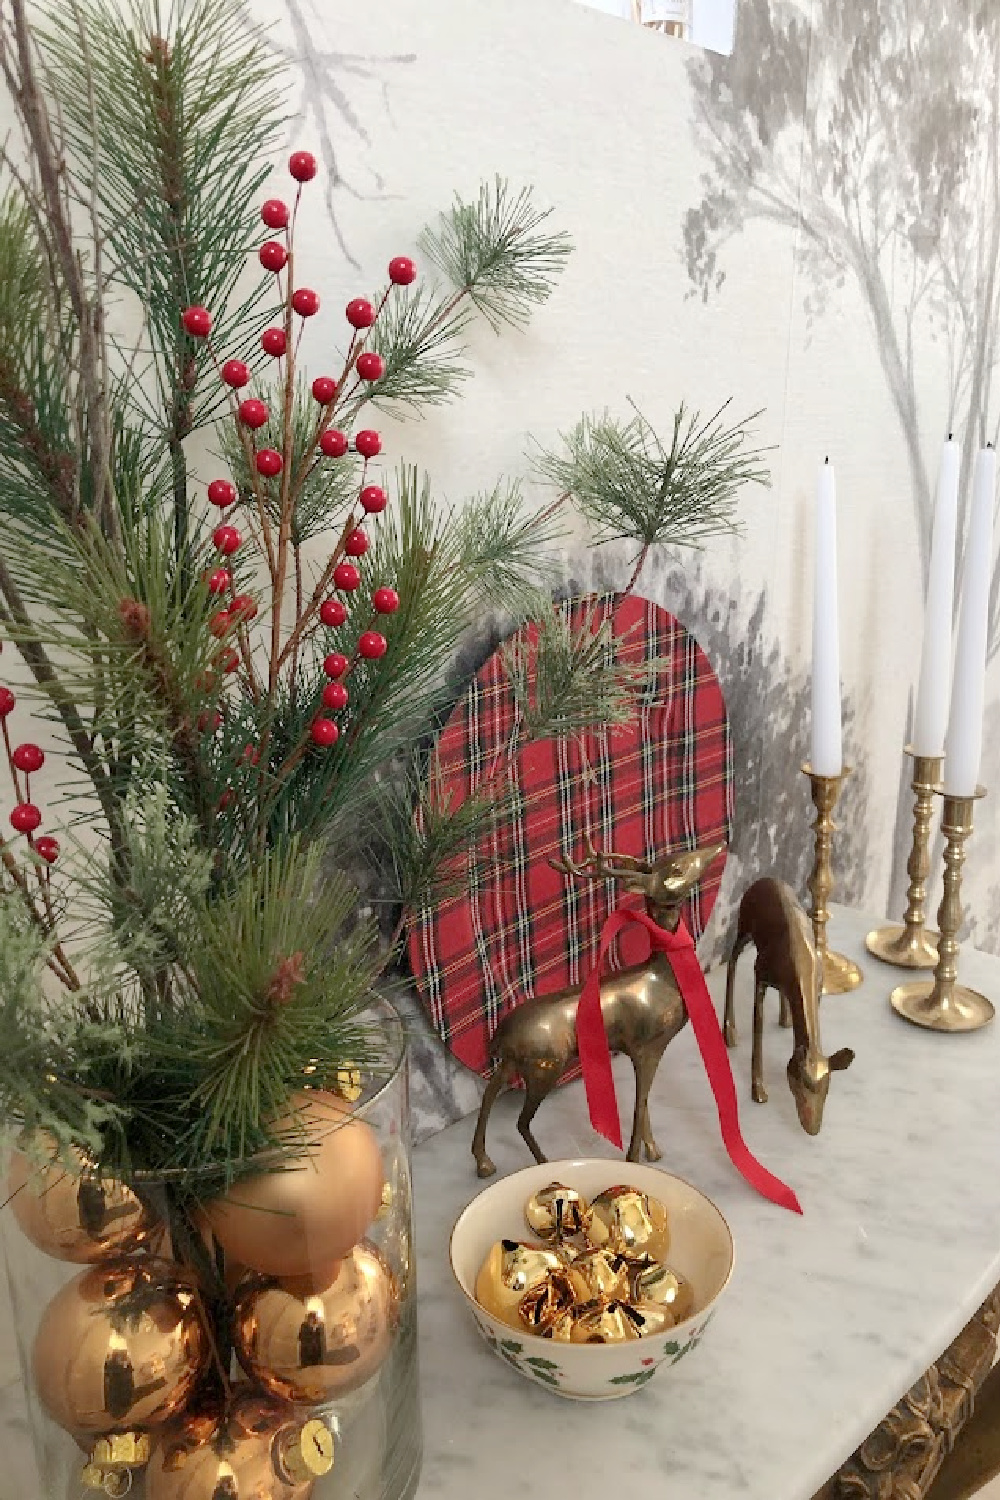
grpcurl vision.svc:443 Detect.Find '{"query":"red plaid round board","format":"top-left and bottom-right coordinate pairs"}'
top-left (408, 593), bottom-right (733, 1079)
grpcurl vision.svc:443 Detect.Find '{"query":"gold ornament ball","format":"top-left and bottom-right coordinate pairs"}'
top-left (523, 1183), bottom-right (591, 1242)
top-left (7, 1137), bottom-right (154, 1263)
top-left (32, 1257), bottom-right (206, 1435)
top-left (566, 1300), bottom-right (644, 1345)
top-left (566, 1248), bottom-right (631, 1305)
top-left (233, 1241), bottom-right (398, 1404)
top-left (146, 1394), bottom-right (324, 1500)
top-left (474, 1240), bottom-right (564, 1330)
top-left (588, 1186), bottom-right (670, 1263)
top-left (517, 1268), bottom-right (578, 1335)
top-left (201, 1091), bottom-right (384, 1277)
top-left (629, 1300), bottom-right (676, 1337)
top-left (631, 1260), bottom-right (695, 1322)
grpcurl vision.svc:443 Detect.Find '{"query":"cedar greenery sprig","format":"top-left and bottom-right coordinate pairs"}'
top-left (534, 399), bottom-right (772, 590)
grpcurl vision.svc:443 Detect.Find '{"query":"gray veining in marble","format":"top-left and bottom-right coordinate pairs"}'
top-left (411, 907), bottom-right (1000, 1499)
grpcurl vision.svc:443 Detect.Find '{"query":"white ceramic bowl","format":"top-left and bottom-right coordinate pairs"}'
top-left (449, 1158), bottom-right (734, 1400)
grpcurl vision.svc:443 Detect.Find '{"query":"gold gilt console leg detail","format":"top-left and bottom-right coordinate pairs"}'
top-left (809, 1283), bottom-right (1000, 1500)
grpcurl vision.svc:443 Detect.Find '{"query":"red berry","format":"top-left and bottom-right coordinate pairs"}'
top-left (356, 352), bottom-right (385, 382)
top-left (355, 430), bottom-right (381, 458)
top-left (195, 669), bottom-right (218, 694)
top-left (289, 150), bottom-right (318, 182)
top-left (259, 240), bottom-right (288, 273)
top-left (218, 788), bottom-right (233, 812)
top-left (311, 376), bottom-right (337, 404)
top-left (242, 744), bottom-right (261, 766)
top-left (322, 681), bottom-right (349, 711)
top-left (345, 528), bottom-right (368, 557)
top-left (310, 716), bottom-right (339, 747)
top-left (346, 298), bottom-right (375, 329)
top-left (34, 836), bottom-right (59, 865)
top-left (261, 327), bottom-right (287, 357)
top-left (220, 647), bottom-right (241, 674)
top-left (213, 525), bottom-right (242, 555)
top-left (372, 586), bottom-right (399, 614)
top-left (239, 398), bottom-right (269, 430)
top-left (0, 686), bottom-right (16, 717)
top-left (222, 359), bottom-right (250, 388)
top-left (206, 568), bottom-right (231, 595)
top-left (359, 630), bottom-right (387, 660)
top-left (230, 594), bottom-right (258, 621)
top-left (333, 562), bottom-right (361, 592)
top-left (209, 609), bottom-right (231, 639)
top-left (360, 485), bottom-right (388, 514)
top-left (12, 743), bottom-right (44, 773)
top-left (320, 599), bottom-right (348, 628)
top-left (256, 449), bottom-right (283, 477)
top-left (9, 803), bottom-right (41, 834)
top-left (198, 710), bottom-right (223, 734)
top-left (182, 305), bottom-right (212, 337)
top-left (292, 287), bottom-right (320, 318)
top-left (319, 429), bottom-right (348, 458)
top-left (261, 198), bottom-right (290, 229)
top-left (208, 479), bottom-right (237, 509)
top-left (323, 652), bottom-right (349, 678)
top-left (388, 256), bottom-right (417, 286)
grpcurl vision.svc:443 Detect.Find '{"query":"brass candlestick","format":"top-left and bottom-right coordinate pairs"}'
top-left (865, 748), bottom-right (942, 969)
top-left (803, 763), bottom-right (863, 994)
top-left (891, 788), bottom-right (995, 1031)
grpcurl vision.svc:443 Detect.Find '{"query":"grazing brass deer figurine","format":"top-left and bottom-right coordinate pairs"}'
top-left (471, 838), bottom-right (726, 1177)
top-left (724, 877), bottom-right (854, 1135)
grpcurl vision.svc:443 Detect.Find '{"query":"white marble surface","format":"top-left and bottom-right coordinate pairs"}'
top-left (412, 907), bottom-right (1000, 1499)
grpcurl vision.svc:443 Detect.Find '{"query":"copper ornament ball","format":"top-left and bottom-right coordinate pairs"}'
top-left (145, 1392), bottom-right (324, 1500)
top-left (233, 1241), bottom-right (398, 1405)
top-left (201, 1091), bottom-right (384, 1277)
top-left (8, 1137), bottom-right (154, 1263)
top-left (32, 1257), bottom-right (206, 1435)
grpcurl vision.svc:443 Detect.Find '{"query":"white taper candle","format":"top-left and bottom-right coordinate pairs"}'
top-left (943, 446), bottom-right (997, 797)
top-left (912, 438), bottom-right (960, 757)
top-left (810, 458), bottom-right (843, 778)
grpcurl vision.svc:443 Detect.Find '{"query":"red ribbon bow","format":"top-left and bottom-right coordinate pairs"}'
top-left (576, 907), bottom-right (803, 1216)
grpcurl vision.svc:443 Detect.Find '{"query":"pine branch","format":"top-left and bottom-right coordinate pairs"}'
top-left (533, 400), bottom-right (772, 574)
top-left (419, 177), bottom-right (573, 333)
top-left (359, 283), bottom-right (472, 414)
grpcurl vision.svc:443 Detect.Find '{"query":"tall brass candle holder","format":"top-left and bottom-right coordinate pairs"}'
top-left (803, 763), bottom-right (864, 994)
top-left (891, 787), bottom-right (995, 1031)
top-left (865, 748), bottom-right (942, 969)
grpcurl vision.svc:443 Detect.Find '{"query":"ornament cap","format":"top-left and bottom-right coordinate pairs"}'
top-left (276, 1420), bottom-right (335, 1483)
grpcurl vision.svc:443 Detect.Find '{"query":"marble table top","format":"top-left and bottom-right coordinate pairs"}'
top-left (412, 906), bottom-right (1000, 1500)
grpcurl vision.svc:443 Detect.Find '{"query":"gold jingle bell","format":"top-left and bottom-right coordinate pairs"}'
top-left (32, 1258), bottom-right (206, 1436)
top-left (81, 1464), bottom-right (132, 1497)
top-left (523, 1183), bottom-right (591, 1242)
top-left (233, 1242), bottom-right (398, 1405)
top-left (145, 1394), bottom-right (324, 1500)
top-left (517, 1269), bottom-right (577, 1335)
top-left (628, 1300), bottom-right (676, 1337)
top-left (565, 1247), bottom-right (631, 1305)
top-left (588, 1186), bottom-right (670, 1263)
top-left (631, 1260), bottom-right (695, 1322)
top-left (474, 1240), bottom-right (564, 1329)
top-left (90, 1432), bottom-right (152, 1471)
top-left (8, 1136), bottom-right (154, 1263)
top-left (568, 1300), bottom-right (644, 1345)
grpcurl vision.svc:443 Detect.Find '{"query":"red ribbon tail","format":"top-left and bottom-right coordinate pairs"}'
top-left (576, 931), bottom-right (624, 1150)
top-left (663, 928), bottom-right (803, 1216)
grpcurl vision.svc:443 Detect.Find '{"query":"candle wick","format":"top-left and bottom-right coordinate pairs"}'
top-left (947, 431), bottom-right (953, 441)
top-left (824, 455), bottom-right (830, 464)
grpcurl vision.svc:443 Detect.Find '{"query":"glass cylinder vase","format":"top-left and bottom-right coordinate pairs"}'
top-left (1, 997), bottom-right (421, 1500)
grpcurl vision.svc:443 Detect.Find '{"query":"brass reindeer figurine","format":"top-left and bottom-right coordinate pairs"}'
top-left (724, 877), bottom-right (854, 1134)
top-left (471, 838), bottom-right (726, 1177)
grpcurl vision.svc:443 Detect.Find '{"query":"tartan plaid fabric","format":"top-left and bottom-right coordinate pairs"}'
top-left (408, 593), bottom-right (733, 1079)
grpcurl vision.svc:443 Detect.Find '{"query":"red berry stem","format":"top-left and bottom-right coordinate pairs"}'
top-left (206, 345), bottom-right (278, 580)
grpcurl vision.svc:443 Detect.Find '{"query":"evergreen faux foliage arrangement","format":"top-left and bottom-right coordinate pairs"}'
top-left (0, 0), bottom-right (769, 1212)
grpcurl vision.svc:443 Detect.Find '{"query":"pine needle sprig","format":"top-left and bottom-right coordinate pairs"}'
top-left (533, 400), bottom-right (771, 586)
top-left (456, 480), bottom-right (565, 615)
top-left (354, 283), bottom-right (473, 415)
top-left (419, 177), bottom-right (573, 333)
top-left (502, 598), bottom-right (661, 745)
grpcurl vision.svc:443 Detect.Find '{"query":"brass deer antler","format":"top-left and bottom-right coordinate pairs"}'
top-left (549, 834), bottom-right (650, 883)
